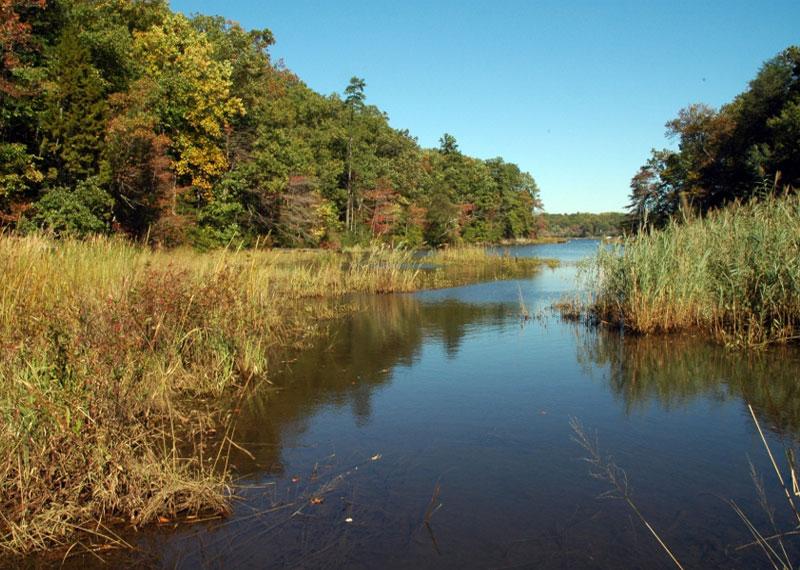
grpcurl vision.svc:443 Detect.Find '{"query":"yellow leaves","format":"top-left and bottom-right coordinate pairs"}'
top-left (174, 134), bottom-right (228, 192)
top-left (132, 13), bottom-right (244, 195)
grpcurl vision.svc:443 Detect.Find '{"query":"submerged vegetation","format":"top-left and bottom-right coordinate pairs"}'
top-left (579, 194), bottom-right (800, 347)
top-left (0, 235), bottom-right (554, 556)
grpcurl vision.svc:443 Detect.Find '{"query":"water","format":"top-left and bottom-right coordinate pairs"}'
top-left (112, 240), bottom-right (800, 568)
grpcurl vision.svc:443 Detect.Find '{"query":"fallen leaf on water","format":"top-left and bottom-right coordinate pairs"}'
top-left (310, 497), bottom-right (324, 505)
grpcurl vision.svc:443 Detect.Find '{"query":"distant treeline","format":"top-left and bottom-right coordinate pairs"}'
top-left (540, 212), bottom-right (626, 237)
top-left (629, 45), bottom-right (800, 228)
top-left (0, 1), bottom-right (542, 248)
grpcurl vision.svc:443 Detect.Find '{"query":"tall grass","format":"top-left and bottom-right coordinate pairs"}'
top-left (422, 245), bottom-right (559, 288)
top-left (584, 193), bottom-right (800, 347)
top-left (0, 236), bottom-right (551, 556)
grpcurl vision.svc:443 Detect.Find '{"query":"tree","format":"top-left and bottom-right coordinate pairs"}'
top-left (364, 178), bottom-right (399, 238)
top-left (102, 80), bottom-right (173, 236)
top-left (626, 45), bottom-right (800, 229)
top-left (133, 13), bottom-right (244, 198)
top-left (0, 0), bottom-right (46, 95)
top-left (439, 133), bottom-right (458, 154)
top-left (343, 76), bottom-right (365, 232)
top-left (40, 30), bottom-right (107, 184)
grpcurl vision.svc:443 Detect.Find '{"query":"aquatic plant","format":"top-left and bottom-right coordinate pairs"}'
top-left (0, 236), bottom-right (551, 557)
top-left (570, 417), bottom-right (684, 569)
top-left (577, 193), bottom-right (800, 347)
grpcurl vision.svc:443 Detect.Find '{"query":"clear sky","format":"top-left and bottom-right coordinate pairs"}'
top-left (170, 0), bottom-right (799, 213)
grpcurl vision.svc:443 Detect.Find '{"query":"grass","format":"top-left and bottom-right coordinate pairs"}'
top-left (572, 408), bottom-right (800, 569)
top-left (570, 417), bottom-right (684, 569)
top-left (0, 236), bottom-right (553, 557)
top-left (576, 193), bottom-right (800, 347)
top-left (422, 245), bottom-right (559, 288)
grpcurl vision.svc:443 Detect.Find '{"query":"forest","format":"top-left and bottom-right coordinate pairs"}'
top-left (0, 0), bottom-right (544, 249)
top-left (627, 45), bottom-right (800, 227)
top-left (539, 212), bottom-right (625, 237)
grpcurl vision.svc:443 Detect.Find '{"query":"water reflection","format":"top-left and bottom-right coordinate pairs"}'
top-left (67, 240), bottom-right (800, 569)
top-left (232, 294), bottom-right (520, 477)
top-left (576, 328), bottom-right (800, 437)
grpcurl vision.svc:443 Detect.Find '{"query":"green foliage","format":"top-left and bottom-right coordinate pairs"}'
top-left (541, 212), bottom-right (626, 237)
top-left (40, 30), bottom-right (107, 184)
top-left (0, 0), bottom-right (544, 248)
top-left (629, 45), bottom-right (800, 228)
top-left (0, 142), bottom-right (42, 203)
top-left (21, 176), bottom-right (114, 237)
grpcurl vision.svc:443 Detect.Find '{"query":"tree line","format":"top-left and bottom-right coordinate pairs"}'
top-left (0, 0), bottom-right (543, 248)
top-left (539, 212), bottom-right (626, 238)
top-left (628, 46), bottom-right (800, 228)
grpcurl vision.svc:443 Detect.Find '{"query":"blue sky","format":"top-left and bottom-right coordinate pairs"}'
top-left (171, 1), bottom-right (799, 213)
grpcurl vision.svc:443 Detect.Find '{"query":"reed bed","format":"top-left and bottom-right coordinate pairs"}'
top-left (422, 245), bottom-right (559, 288)
top-left (582, 193), bottom-right (800, 347)
top-left (0, 236), bottom-right (551, 557)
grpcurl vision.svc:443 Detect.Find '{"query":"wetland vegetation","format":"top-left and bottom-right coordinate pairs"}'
top-left (1, 0), bottom-right (799, 567)
top-left (0, 235), bottom-right (554, 557)
top-left (580, 193), bottom-right (800, 347)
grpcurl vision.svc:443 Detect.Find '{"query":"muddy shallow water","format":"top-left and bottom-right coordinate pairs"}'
top-left (79, 240), bottom-right (800, 568)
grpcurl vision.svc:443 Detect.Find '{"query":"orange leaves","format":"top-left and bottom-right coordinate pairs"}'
top-left (0, 0), bottom-right (46, 95)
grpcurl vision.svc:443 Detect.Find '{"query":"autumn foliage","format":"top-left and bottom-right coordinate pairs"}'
top-left (0, 0), bottom-right (543, 248)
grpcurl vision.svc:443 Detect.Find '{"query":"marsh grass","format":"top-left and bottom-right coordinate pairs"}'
top-left (422, 245), bottom-right (559, 288)
top-left (580, 193), bottom-right (800, 347)
top-left (729, 405), bottom-right (800, 569)
top-left (0, 236), bottom-right (551, 557)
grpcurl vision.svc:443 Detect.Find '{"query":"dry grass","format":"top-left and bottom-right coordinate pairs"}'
top-left (570, 417), bottom-right (684, 569)
top-left (0, 236), bottom-right (552, 557)
top-left (422, 245), bottom-right (559, 288)
top-left (579, 193), bottom-right (800, 347)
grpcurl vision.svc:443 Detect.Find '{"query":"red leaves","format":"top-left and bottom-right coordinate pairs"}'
top-left (0, 0), bottom-right (46, 95)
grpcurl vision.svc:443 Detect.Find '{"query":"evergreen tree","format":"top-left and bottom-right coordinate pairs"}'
top-left (40, 30), bottom-right (107, 184)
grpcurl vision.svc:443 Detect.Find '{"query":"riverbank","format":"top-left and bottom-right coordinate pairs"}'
top-left (0, 237), bottom-right (554, 557)
top-left (572, 193), bottom-right (800, 347)
top-left (496, 236), bottom-right (569, 246)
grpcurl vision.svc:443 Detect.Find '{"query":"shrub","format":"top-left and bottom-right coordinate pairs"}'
top-left (20, 177), bottom-right (114, 237)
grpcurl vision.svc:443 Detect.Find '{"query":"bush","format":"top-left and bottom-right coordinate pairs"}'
top-left (20, 177), bottom-right (114, 237)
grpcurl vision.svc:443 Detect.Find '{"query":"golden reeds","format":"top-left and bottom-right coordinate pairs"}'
top-left (0, 236), bottom-right (551, 556)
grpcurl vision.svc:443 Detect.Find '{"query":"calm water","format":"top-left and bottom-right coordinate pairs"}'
top-left (116, 240), bottom-right (800, 568)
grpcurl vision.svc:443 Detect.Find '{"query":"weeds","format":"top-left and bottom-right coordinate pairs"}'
top-left (0, 236), bottom-right (550, 556)
top-left (570, 417), bottom-right (684, 569)
top-left (422, 245), bottom-right (558, 288)
top-left (574, 193), bottom-right (800, 347)
top-left (730, 405), bottom-right (800, 569)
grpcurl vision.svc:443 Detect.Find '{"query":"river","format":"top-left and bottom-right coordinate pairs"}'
top-left (114, 240), bottom-right (800, 568)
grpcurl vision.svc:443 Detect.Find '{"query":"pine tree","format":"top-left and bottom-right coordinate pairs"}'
top-left (40, 30), bottom-right (107, 184)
